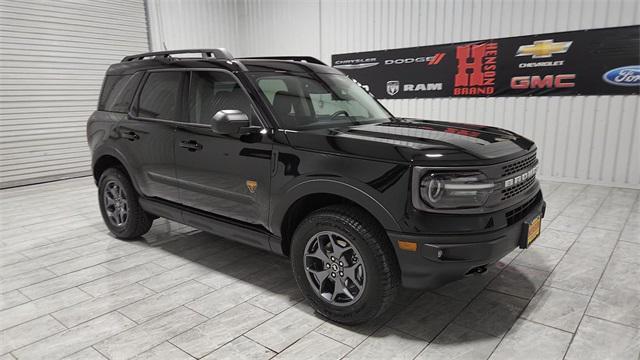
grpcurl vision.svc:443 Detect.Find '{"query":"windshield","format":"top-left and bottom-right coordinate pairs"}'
top-left (249, 72), bottom-right (394, 130)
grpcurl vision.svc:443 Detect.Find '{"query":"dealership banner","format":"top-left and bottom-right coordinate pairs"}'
top-left (331, 25), bottom-right (639, 99)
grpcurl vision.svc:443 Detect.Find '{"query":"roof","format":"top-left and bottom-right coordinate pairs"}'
top-left (106, 48), bottom-right (342, 76)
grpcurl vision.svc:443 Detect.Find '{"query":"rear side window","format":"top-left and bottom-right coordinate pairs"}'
top-left (137, 72), bottom-right (183, 120)
top-left (98, 73), bottom-right (142, 113)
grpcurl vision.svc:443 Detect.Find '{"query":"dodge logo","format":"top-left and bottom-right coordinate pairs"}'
top-left (386, 80), bottom-right (400, 96)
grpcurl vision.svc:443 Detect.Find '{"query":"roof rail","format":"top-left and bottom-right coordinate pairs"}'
top-left (121, 48), bottom-right (234, 62)
top-left (238, 56), bottom-right (326, 65)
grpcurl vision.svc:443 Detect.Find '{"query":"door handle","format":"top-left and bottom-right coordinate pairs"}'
top-left (179, 140), bottom-right (203, 152)
top-left (121, 131), bottom-right (139, 141)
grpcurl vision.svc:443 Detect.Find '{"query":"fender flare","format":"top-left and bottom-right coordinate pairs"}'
top-left (269, 178), bottom-right (402, 238)
top-left (91, 147), bottom-right (142, 194)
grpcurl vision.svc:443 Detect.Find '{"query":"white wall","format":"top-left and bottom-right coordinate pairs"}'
top-left (147, 0), bottom-right (640, 188)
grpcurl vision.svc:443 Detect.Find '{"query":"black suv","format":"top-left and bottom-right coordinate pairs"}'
top-left (88, 49), bottom-right (545, 324)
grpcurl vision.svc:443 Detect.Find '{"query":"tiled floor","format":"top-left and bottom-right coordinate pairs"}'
top-left (1, 177), bottom-right (639, 360)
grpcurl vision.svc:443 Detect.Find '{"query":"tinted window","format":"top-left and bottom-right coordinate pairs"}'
top-left (138, 72), bottom-right (183, 120)
top-left (250, 73), bottom-right (391, 130)
top-left (99, 73), bottom-right (142, 113)
top-left (188, 71), bottom-right (258, 125)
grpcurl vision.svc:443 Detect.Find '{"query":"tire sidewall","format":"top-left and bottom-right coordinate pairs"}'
top-left (291, 211), bottom-right (386, 320)
top-left (98, 168), bottom-right (135, 237)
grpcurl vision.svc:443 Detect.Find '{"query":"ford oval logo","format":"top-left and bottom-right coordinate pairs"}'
top-left (603, 65), bottom-right (640, 87)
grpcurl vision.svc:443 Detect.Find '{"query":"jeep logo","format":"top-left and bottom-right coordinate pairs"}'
top-left (504, 165), bottom-right (538, 188)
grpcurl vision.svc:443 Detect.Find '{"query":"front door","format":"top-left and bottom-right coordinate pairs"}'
top-left (175, 70), bottom-right (272, 227)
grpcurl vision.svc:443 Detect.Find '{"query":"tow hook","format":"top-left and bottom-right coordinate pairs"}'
top-left (466, 265), bottom-right (488, 276)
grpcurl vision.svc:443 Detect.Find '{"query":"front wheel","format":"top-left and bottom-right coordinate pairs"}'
top-left (291, 205), bottom-right (400, 324)
top-left (98, 168), bottom-right (153, 240)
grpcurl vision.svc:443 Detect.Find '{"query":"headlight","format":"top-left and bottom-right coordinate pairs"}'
top-left (419, 172), bottom-right (494, 209)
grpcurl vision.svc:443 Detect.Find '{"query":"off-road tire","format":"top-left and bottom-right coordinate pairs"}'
top-left (291, 205), bottom-right (400, 324)
top-left (98, 167), bottom-right (153, 239)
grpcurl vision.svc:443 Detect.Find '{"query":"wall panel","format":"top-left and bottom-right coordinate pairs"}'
top-left (0, 0), bottom-right (149, 188)
top-left (148, 0), bottom-right (639, 188)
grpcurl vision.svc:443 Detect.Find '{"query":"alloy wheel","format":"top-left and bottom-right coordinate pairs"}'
top-left (103, 180), bottom-right (129, 227)
top-left (304, 231), bottom-right (366, 306)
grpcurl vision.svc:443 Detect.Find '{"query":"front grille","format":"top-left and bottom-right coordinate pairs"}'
top-left (501, 152), bottom-right (536, 177)
top-left (501, 175), bottom-right (536, 200)
top-left (505, 192), bottom-right (541, 226)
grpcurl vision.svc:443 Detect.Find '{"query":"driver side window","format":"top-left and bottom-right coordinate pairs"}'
top-left (188, 71), bottom-right (259, 126)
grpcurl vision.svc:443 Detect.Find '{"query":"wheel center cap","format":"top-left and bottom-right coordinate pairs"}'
top-left (331, 264), bottom-right (338, 271)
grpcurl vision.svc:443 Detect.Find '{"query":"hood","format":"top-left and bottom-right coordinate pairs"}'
top-left (284, 118), bottom-right (535, 165)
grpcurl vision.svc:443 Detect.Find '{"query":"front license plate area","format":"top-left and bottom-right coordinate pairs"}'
top-left (519, 214), bottom-right (541, 249)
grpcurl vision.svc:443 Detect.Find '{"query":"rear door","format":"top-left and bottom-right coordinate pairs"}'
top-left (116, 70), bottom-right (186, 203)
top-left (175, 70), bottom-right (272, 227)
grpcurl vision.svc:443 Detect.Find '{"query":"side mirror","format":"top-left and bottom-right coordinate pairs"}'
top-left (210, 110), bottom-right (250, 134)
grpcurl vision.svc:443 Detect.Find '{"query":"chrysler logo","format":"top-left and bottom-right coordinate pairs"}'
top-left (516, 39), bottom-right (572, 59)
top-left (386, 81), bottom-right (400, 96)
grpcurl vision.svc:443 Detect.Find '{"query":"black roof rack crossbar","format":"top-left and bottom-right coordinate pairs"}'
top-left (121, 48), bottom-right (234, 62)
top-left (238, 56), bottom-right (326, 65)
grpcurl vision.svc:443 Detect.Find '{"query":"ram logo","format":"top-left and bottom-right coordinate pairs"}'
top-left (504, 165), bottom-right (538, 188)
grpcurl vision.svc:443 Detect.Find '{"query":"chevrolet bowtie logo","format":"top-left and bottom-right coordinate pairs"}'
top-left (516, 39), bottom-right (572, 59)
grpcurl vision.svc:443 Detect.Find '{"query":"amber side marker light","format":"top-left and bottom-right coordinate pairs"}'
top-left (398, 240), bottom-right (417, 252)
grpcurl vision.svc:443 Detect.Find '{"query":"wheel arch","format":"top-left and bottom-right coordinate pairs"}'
top-left (271, 179), bottom-right (401, 256)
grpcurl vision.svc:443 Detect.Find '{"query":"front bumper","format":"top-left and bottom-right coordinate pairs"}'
top-left (388, 196), bottom-right (546, 289)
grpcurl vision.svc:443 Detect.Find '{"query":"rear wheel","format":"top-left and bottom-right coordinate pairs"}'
top-left (98, 168), bottom-right (153, 239)
top-left (291, 205), bottom-right (400, 324)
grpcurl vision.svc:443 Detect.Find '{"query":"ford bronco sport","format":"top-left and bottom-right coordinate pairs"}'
top-left (88, 49), bottom-right (545, 324)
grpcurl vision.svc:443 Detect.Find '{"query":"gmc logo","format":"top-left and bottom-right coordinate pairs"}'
top-left (511, 74), bottom-right (576, 89)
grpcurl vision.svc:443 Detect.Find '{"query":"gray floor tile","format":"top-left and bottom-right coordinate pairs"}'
top-left (61, 347), bottom-right (107, 360)
top-left (94, 307), bottom-right (206, 360)
top-left (201, 336), bottom-right (274, 360)
top-left (53, 283), bottom-right (155, 327)
top-left (434, 265), bottom-right (501, 302)
top-left (533, 229), bottom-right (578, 251)
top-left (315, 304), bottom-right (401, 348)
top-left (565, 316), bottom-right (640, 360)
top-left (0, 287), bottom-right (91, 331)
top-left (0, 268), bottom-right (57, 294)
top-left (489, 319), bottom-right (572, 360)
top-left (416, 323), bottom-right (501, 360)
top-left (0, 315), bottom-right (66, 354)
top-left (343, 326), bottom-right (427, 360)
top-left (120, 280), bottom-right (212, 324)
top-left (47, 244), bottom-right (141, 276)
top-left (387, 292), bottom-right (467, 341)
top-left (273, 331), bottom-right (351, 360)
top-left (245, 302), bottom-right (324, 353)
top-left (586, 260), bottom-right (640, 327)
top-left (171, 303), bottom-right (273, 358)
top-left (13, 312), bottom-right (135, 360)
top-left (548, 215), bottom-right (589, 234)
top-left (20, 265), bottom-right (112, 300)
top-left (79, 262), bottom-right (166, 297)
top-left (0, 290), bottom-right (29, 311)
top-left (186, 280), bottom-right (265, 318)
top-left (487, 264), bottom-right (549, 299)
top-left (454, 290), bottom-right (528, 337)
top-left (545, 255), bottom-right (606, 296)
top-left (513, 245), bottom-right (565, 272)
top-left (1, 249), bottom-right (81, 278)
top-left (610, 240), bottom-right (640, 265)
top-left (139, 262), bottom-right (212, 293)
top-left (130, 342), bottom-right (195, 360)
top-left (521, 286), bottom-right (590, 332)
top-left (247, 278), bottom-right (304, 314)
